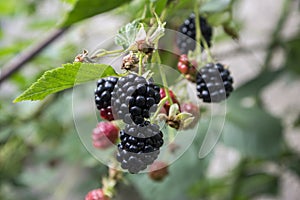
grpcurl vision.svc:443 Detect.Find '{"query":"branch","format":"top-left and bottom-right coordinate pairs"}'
top-left (0, 27), bottom-right (69, 85)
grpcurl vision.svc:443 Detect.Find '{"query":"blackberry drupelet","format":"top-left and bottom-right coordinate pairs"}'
top-left (95, 77), bottom-right (118, 121)
top-left (116, 121), bottom-right (164, 173)
top-left (196, 63), bottom-right (233, 103)
top-left (111, 74), bottom-right (160, 125)
top-left (177, 13), bottom-right (213, 54)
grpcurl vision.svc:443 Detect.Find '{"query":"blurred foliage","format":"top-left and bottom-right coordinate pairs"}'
top-left (0, 0), bottom-right (300, 199)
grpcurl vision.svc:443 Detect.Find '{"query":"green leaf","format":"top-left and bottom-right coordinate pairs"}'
top-left (189, 177), bottom-right (228, 198)
top-left (239, 173), bottom-right (279, 198)
top-left (115, 20), bottom-right (140, 49)
top-left (284, 35), bottom-right (300, 75)
top-left (293, 113), bottom-right (300, 127)
top-left (60, 0), bottom-right (131, 27)
top-left (223, 21), bottom-right (239, 40)
top-left (207, 11), bottom-right (231, 26)
top-left (0, 136), bottom-right (28, 181)
top-left (232, 68), bottom-right (283, 99)
top-left (279, 152), bottom-right (300, 178)
top-left (222, 102), bottom-right (283, 158)
top-left (13, 62), bottom-right (118, 102)
top-left (152, 0), bottom-right (168, 15)
top-left (200, 0), bottom-right (232, 13)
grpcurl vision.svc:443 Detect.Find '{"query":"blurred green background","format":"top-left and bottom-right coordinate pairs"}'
top-left (1, 0), bottom-right (300, 199)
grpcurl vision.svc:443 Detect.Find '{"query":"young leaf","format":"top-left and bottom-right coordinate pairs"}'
top-left (115, 20), bottom-right (140, 49)
top-left (60, 0), bottom-right (131, 27)
top-left (13, 62), bottom-right (118, 102)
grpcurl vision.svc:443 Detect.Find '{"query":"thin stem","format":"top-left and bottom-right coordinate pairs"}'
top-left (160, 69), bottom-right (173, 105)
top-left (0, 27), bottom-right (69, 85)
top-left (194, 1), bottom-right (202, 65)
top-left (160, 8), bottom-right (167, 22)
top-left (194, 1), bottom-right (213, 63)
top-left (168, 126), bottom-right (175, 143)
top-left (152, 50), bottom-right (173, 105)
top-left (138, 52), bottom-right (144, 76)
top-left (202, 36), bottom-right (214, 63)
top-left (90, 49), bottom-right (124, 59)
top-left (262, 0), bottom-right (291, 71)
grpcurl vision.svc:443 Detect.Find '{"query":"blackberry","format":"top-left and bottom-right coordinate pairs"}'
top-left (177, 13), bottom-right (213, 54)
top-left (116, 121), bottom-right (164, 173)
top-left (111, 74), bottom-right (160, 125)
top-left (95, 77), bottom-right (118, 121)
top-left (196, 63), bottom-right (234, 103)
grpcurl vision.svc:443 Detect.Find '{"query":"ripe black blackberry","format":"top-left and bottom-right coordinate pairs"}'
top-left (116, 121), bottom-right (164, 173)
top-left (111, 74), bottom-right (160, 125)
top-left (95, 77), bottom-right (118, 121)
top-left (177, 13), bottom-right (213, 54)
top-left (196, 63), bottom-right (233, 103)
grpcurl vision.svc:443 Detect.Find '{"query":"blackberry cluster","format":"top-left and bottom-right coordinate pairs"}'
top-left (177, 13), bottom-right (213, 54)
top-left (111, 74), bottom-right (160, 125)
top-left (196, 63), bottom-right (234, 103)
top-left (116, 121), bottom-right (163, 173)
top-left (95, 77), bottom-right (118, 121)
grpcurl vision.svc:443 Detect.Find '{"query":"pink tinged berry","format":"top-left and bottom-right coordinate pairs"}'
top-left (92, 122), bottom-right (119, 149)
top-left (85, 189), bottom-right (110, 200)
top-left (181, 102), bottom-right (200, 129)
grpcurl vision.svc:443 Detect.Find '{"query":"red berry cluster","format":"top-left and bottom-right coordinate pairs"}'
top-left (177, 54), bottom-right (197, 82)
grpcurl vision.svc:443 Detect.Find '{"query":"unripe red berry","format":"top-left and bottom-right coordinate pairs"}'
top-left (177, 62), bottom-right (189, 74)
top-left (92, 122), bottom-right (119, 149)
top-left (179, 54), bottom-right (189, 63)
top-left (100, 107), bottom-right (114, 121)
top-left (148, 161), bottom-right (169, 181)
top-left (159, 88), bottom-right (180, 114)
top-left (85, 189), bottom-right (110, 200)
top-left (177, 54), bottom-right (197, 82)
